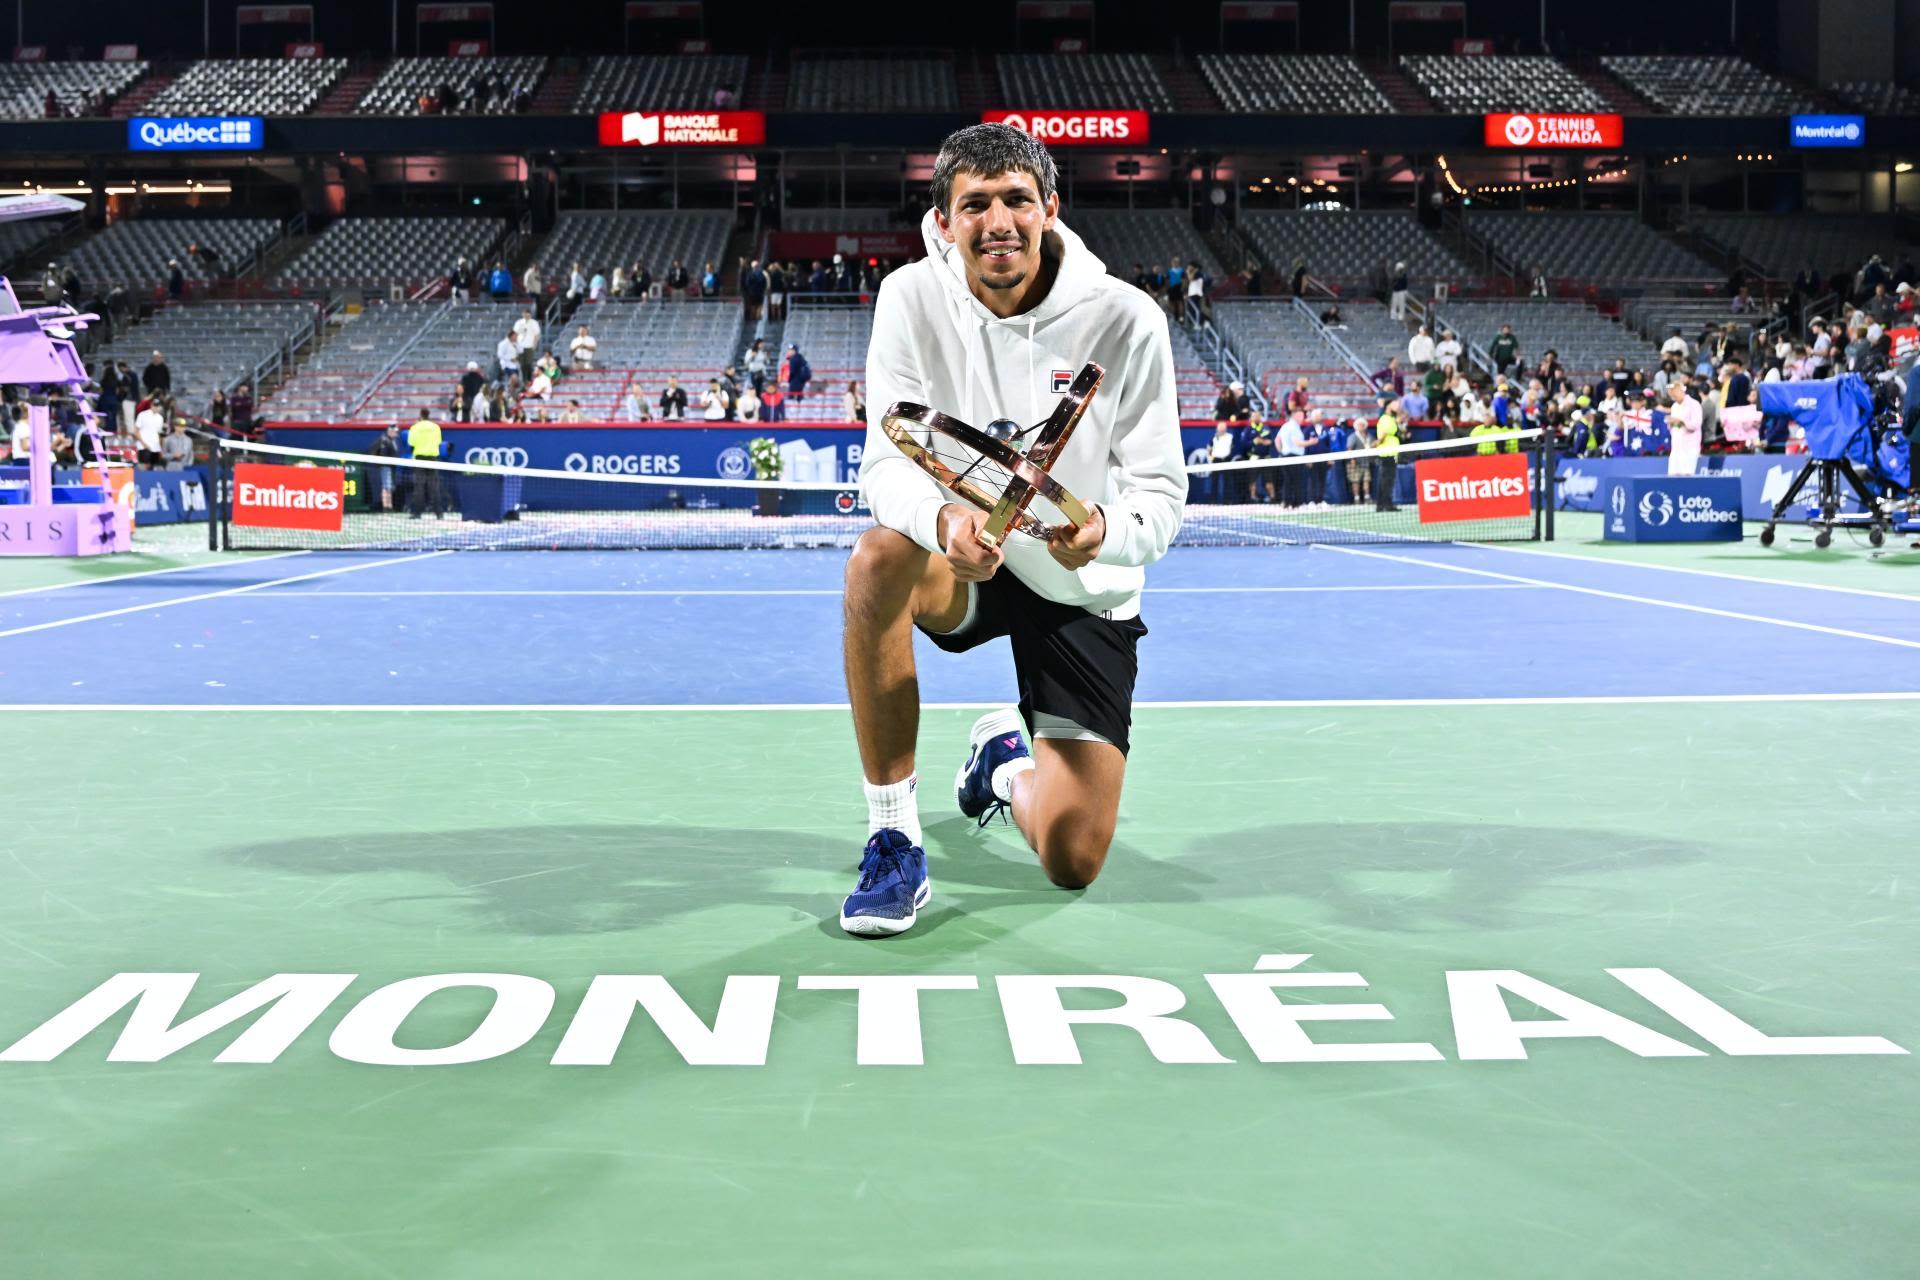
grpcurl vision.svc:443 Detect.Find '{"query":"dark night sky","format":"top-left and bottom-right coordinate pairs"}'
top-left (19, 0), bottom-right (1775, 66)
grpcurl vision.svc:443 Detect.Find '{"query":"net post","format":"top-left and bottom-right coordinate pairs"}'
top-left (1541, 425), bottom-right (1556, 542)
top-left (208, 435), bottom-right (222, 552)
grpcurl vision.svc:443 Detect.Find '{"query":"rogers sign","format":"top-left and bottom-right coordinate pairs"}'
top-left (1484, 112), bottom-right (1623, 149)
top-left (984, 110), bottom-right (1149, 145)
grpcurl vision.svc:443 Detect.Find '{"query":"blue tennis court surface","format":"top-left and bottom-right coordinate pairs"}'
top-left (3, 540), bottom-right (1918, 706)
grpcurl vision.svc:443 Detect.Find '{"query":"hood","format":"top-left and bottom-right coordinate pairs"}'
top-left (918, 207), bottom-right (1107, 328)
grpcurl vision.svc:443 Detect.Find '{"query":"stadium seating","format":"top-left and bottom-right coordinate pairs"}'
top-left (1236, 210), bottom-right (1468, 292)
top-left (1322, 300), bottom-right (1415, 376)
top-left (1829, 81), bottom-right (1920, 115)
top-left (1401, 55), bottom-right (1607, 114)
top-left (533, 211), bottom-right (733, 287)
top-left (1429, 299), bottom-right (1661, 385)
top-left (357, 57), bottom-right (547, 114)
top-left (261, 302), bottom-right (448, 422)
top-left (0, 219), bottom-right (67, 274)
top-left (346, 298), bottom-right (743, 423)
top-left (1164, 321), bottom-right (1227, 422)
top-left (1464, 212), bottom-right (1714, 282)
top-left (0, 61), bottom-right (148, 119)
top-left (145, 57), bottom-right (348, 117)
top-left (787, 58), bottom-right (959, 111)
top-left (1687, 213), bottom-right (1908, 279)
top-left (777, 304), bottom-right (872, 419)
top-left (1069, 209), bottom-right (1227, 284)
top-left (65, 217), bottom-right (282, 289)
top-left (280, 217), bottom-right (507, 290)
top-left (1212, 299), bottom-right (1379, 421)
top-left (994, 54), bottom-right (1173, 112)
top-left (1600, 56), bottom-right (1815, 116)
top-left (779, 209), bottom-right (898, 232)
top-left (93, 300), bottom-right (321, 408)
top-left (1198, 55), bottom-right (1390, 115)
top-left (572, 56), bottom-right (750, 112)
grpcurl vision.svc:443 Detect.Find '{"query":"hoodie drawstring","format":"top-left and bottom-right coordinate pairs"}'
top-left (1027, 315), bottom-right (1037, 425)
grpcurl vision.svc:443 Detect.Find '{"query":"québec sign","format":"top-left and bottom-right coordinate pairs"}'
top-left (597, 111), bottom-right (767, 147)
top-left (232, 462), bottom-right (344, 532)
top-left (984, 110), bottom-right (1149, 145)
top-left (1483, 112), bottom-right (1624, 148)
top-left (128, 116), bottom-right (265, 152)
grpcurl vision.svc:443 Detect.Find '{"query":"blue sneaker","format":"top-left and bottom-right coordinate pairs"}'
top-left (956, 708), bottom-right (1030, 827)
top-left (839, 829), bottom-right (930, 937)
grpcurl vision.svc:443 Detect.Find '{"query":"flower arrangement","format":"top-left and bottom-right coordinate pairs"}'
top-left (747, 436), bottom-right (782, 481)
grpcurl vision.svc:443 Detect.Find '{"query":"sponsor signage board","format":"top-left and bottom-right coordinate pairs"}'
top-left (1415, 452), bottom-right (1531, 523)
top-left (1790, 115), bottom-right (1864, 148)
top-left (983, 109), bottom-right (1149, 145)
top-left (1483, 112), bottom-right (1624, 148)
top-left (232, 462), bottom-right (344, 531)
top-left (597, 110), bottom-right (766, 147)
top-left (129, 116), bottom-right (265, 152)
top-left (1603, 475), bottom-right (1743, 542)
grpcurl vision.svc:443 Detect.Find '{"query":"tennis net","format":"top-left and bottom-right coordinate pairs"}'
top-left (211, 430), bottom-right (1550, 552)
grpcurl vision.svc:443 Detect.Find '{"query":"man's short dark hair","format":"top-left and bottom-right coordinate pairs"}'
top-left (930, 123), bottom-right (1058, 215)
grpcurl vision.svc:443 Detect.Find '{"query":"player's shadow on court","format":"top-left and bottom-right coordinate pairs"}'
top-left (1207, 820), bottom-right (1708, 933)
top-left (219, 817), bottom-right (1210, 942)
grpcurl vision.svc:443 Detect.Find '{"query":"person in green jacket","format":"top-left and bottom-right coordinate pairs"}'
top-left (1489, 323), bottom-right (1520, 376)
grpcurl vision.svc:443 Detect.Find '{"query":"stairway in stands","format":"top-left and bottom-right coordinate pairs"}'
top-left (1156, 57), bottom-right (1219, 111)
top-left (532, 58), bottom-right (582, 113)
top-left (1572, 64), bottom-right (1652, 115)
top-left (110, 66), bottom-right (178, 118)
top-left (1357, 57), bottom-right (1433, 115)
top-left (747, 55), bottom-right (788, 111)
top-left (314, 60), bottom-right (383, 115)
top-left (955, 53), bottom-right (999, 111)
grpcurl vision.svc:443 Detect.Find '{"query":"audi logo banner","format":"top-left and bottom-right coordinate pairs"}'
top-left (464, 447), bottom-right (530, 467)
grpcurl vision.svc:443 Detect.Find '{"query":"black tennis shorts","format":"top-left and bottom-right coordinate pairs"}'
top-left (918, 567), bottom-right (1147, 755)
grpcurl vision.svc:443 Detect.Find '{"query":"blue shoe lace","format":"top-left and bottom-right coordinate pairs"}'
top-left (857, 839), bottom-right (912, 893)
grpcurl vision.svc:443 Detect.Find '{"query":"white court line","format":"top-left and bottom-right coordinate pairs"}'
top-left (236, 583), bottom-right (1543, 598)
top-left (1466, 538), bottom-right (1920, 604)
top-left (0, 550), bottom-right (307, 599)
top-left (1318, 544), bottom-right (1920, 653)
top-left (4, 692), bottom-right (1917, 712)
top-left (0, 551), bottom-right (453, 641)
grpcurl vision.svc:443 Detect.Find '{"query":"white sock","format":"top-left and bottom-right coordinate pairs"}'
top-left (990, 757), bottom-right (1035, 804)
top-left (864, 775), bottom-right (921, 846)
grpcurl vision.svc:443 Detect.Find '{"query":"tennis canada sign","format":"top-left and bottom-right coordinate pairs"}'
top-left (231, 462), bottom-right (344, 532)
top-left (1483, 112), bottom-right (1624, 148)
top-left (1414, 453), bottom-right (1531, 523)
top-left (983, 110), bottom-right (1149, 145)
top-left (0, 957), bottom-right (1904, 1066)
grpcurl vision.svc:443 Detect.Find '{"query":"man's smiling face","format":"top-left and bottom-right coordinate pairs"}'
top-left (936, 169), bottom-right (1058, 297)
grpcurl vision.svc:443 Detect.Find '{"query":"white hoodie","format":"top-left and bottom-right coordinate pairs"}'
top-left (860, 210), bottom-right (1186, 620)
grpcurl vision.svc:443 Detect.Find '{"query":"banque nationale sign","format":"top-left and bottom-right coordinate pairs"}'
top-left (1, 955), bottom-right (1905, 1066)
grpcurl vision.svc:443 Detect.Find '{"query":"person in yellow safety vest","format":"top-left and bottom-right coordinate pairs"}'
top-left (1374, 401), bottom-right (1402, 513)
top-left (406, 406), bottom-right (448, 518)
top-left (1471, 417), bottom-right (1503, 455)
